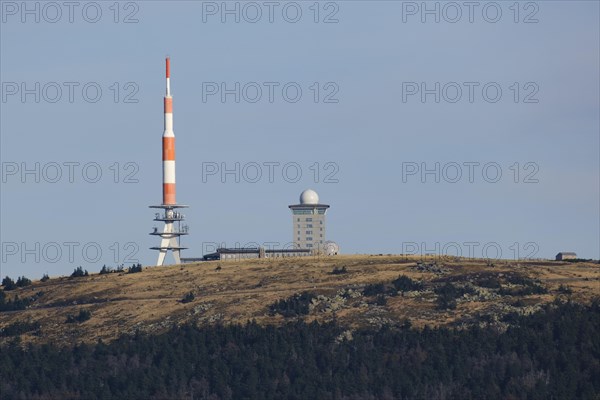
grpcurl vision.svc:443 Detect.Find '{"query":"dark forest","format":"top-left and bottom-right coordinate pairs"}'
top-left (1, 301), bottom-right (599, 400)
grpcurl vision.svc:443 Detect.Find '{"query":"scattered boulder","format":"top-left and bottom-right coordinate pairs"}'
top-left (413, 261), bottom-right (448, 274)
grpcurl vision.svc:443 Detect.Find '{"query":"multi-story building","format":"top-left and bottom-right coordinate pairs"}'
top-left (289, 189), bottom-right (329, 251)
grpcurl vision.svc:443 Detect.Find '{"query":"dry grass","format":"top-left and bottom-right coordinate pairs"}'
top-left (1, 255), bottom-right (598, 345)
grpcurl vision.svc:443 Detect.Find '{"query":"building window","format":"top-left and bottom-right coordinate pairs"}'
top-left (306, 231), bottom-right (312, 234)
top-left (307, 244), bottom-right (313, 248)
top-left (297, 218), bottom-right (300, 221)
top-left (306, 218), bottom-right (312, 221)
top-left (307, 224), bottom-right (313, 228)
top-left (320, 228), bottom-right (323, 231)
top-left (307, 237), bottom-right (313, 241)
top-left (320, 234), bottom-right (323, 237)
top-left (320, 221), bottom-right (323, 224)
top-left (297, 231), bottom-right (300, 235)
top-left (293, 210), bottom-right (312, 215)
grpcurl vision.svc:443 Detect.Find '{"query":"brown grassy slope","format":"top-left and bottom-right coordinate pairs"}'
top-left (1, 255), bottom-right (598, 345)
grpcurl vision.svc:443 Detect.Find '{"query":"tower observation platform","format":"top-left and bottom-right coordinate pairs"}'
top-left (149, 204), bottom-right (189, 265)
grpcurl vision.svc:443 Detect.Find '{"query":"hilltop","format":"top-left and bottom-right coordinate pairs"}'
top-left (1, 255), bottom-right (598, 345)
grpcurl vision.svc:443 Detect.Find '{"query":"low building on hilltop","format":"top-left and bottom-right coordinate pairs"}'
top-left (556, 252), bottom-right (577, 261)
top-left (202, 247), bottom-right (311, 261)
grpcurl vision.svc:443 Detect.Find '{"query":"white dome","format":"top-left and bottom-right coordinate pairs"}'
top-left (324, 241), bottom-right (339, 256)
top-left (299, 189), bottom-right (319, 205)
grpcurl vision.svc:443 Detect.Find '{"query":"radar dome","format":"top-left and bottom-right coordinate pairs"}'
top-left (324, 241), bottom-right (339, 256)
top-left (299, 189), bottom-right (319, 205)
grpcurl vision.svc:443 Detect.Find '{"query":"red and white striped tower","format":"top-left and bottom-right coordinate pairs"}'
top-left (163, 57), bottom-right (176, 205)
top-left (150, 57), bottom-right (189, 266)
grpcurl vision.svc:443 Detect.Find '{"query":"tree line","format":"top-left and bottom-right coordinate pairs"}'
top-left (0, 300), bottom-right (598, 399)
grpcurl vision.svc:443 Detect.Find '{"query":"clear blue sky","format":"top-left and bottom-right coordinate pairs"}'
top-left (1, 1), bottom-right (598, 279)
